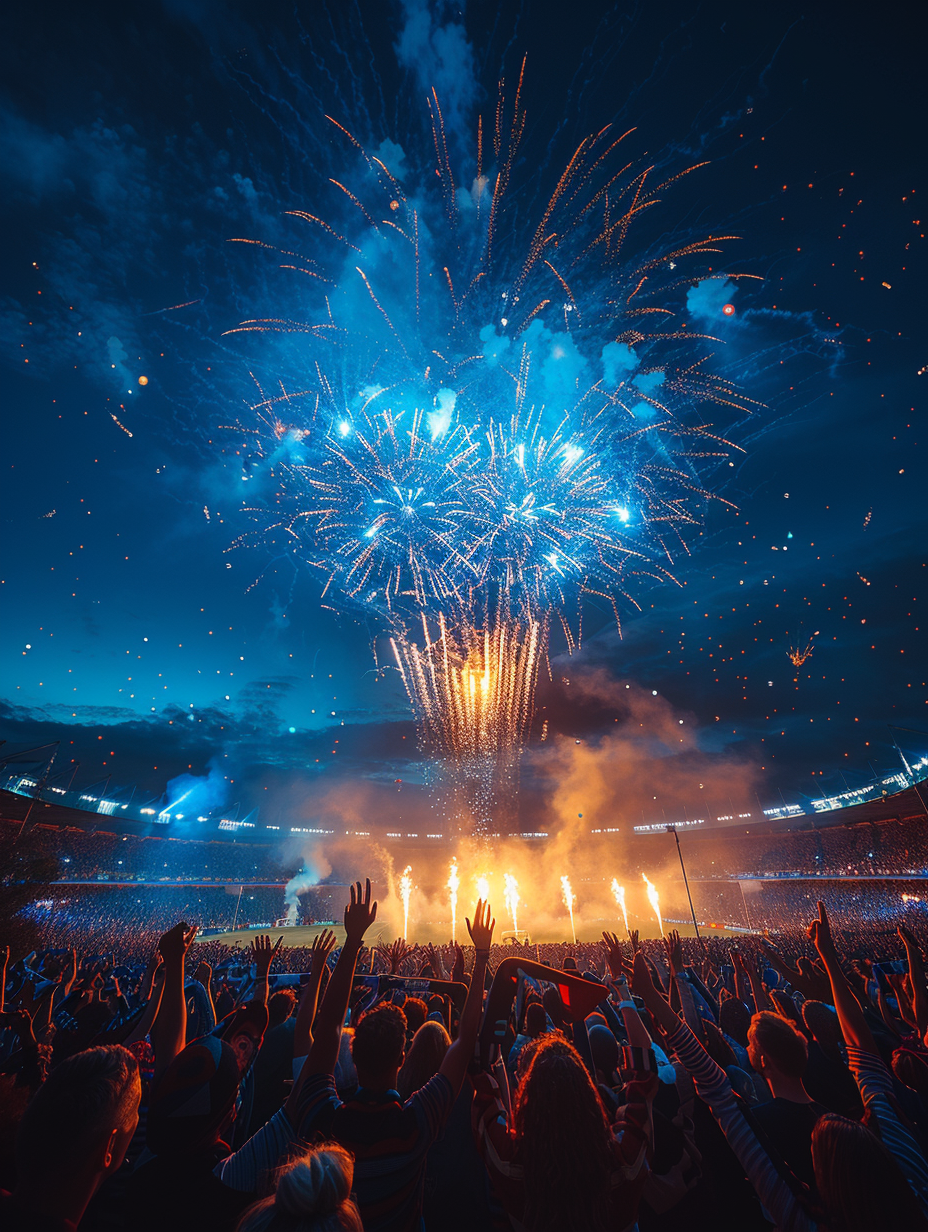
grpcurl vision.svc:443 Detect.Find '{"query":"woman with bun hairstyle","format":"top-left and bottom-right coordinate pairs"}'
top-left (236, 1143), bottom-right (362, 1232)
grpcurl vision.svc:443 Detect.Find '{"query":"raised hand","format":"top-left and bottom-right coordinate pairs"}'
top-left (807, 901), bottom-right (837, 963)
top-left (629, 928), bottom-right (640, 955)
top-left (250, 934), bottom-right (284, 975)
top-left (310, 928), bottom-right (337, 971)
top-left (344, 878), bottom-right (377, 945)
top-left (601, 930), bottom-right (626, 980)
top-left (194, 960), bottom-right (213, 986)
top-left (466, 899), bottom-right (495, 952)
top-left (159, 922), bottom-right (198, 964)
top-left (630, 949), bottom-right (656, 1001)
top-left (425, 942), bottom-right (447, 979)
top-left (378, 938), bottom-right (410, 973)
top-left (451, 941), bottom-right (465, 982)
top-left (663, 928), bottom-right (684, 975)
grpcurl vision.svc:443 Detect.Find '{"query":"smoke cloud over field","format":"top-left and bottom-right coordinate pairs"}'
top-left (279, 669), bottom-right (763, 942)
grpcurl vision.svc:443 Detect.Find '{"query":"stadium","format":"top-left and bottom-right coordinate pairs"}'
top-left (3, 5), bottom-right (927, 1231)
top-left (4, 743), bottom-right (927, 949)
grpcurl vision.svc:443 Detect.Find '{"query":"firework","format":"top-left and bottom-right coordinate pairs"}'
top-left (611, 878), bottom-right (629, 935)
top-left (788, 631), bottom-right (819, 668)
top-left (476, 874), bottom-right (491, 904)
top-left (391, 612), bottom-right (540, 834)
top-left (560, 875), bottom-right (577, 944)
top-left (231, 76), bottom-right (757, 834)
top-left (642, 874), bottom-right (663, 936)
top-left (504, 873), bottom-right (520, 933)
top-left (448, 859), bottom-right (460, 942)
top-left (400, 866), bottom-right (413, 940)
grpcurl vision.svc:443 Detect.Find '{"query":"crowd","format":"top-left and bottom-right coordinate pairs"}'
top-left (5, 877), bottom-right (928, 1232)
top-left (20, 886), bottom-right (335, 944)
top-left (7, 810), bottom-right (928, 893)
top-left (687, 816), bottom-right (928, 881)
top-left (0, 822), bottom-right (291, 884)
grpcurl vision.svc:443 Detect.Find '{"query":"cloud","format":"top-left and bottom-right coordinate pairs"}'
top-left (602, 340), bottom-right (638, 388)
top-left (395, 0), bottom-right (477, 147)
top-left (686, 277), bottom-right (736, 323)
top-left (165, 755), bottom-right (229, 815)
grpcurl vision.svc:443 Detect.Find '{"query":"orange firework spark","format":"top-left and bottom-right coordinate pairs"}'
top-left (788, 631), bottom-right (819, 667)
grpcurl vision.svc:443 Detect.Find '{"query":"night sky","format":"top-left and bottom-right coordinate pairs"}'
top-left (1, 0), bottom-right (924, 832)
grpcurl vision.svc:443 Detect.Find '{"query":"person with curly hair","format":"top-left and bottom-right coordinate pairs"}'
top-left (473, 1031), bottom-right (658, 1232)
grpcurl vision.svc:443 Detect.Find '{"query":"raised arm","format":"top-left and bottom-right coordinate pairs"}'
top-left (897, 924), bottom-right (928, 1044)
top-left (292, 929), bottom-right (337, 1061)
top-left (194, 959), bottom-right (217, 1025)
top-left (287, 879), bottom-right (377, 1115)
top-left (731, 948), bottom-right (751, 1009)
top-left (151, 922), bottom-right (197, 1080)
top-left (124, 967), bottom-right (165, 1047)
top-left (249, 935), bottom-right (283, 1008)
top-left (439, 899), bottom-right (494, 1095)
top-left (740, 947), bottom-right (774, 1013)
top-left (630, 952), bottom-right (814, 1232)
top-left (808, 901), bottom-right (876, 1054)
top-left (137, 947), bottom-right (162, 1006)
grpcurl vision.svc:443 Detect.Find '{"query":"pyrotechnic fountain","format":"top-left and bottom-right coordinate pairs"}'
top-left (504, 873), bottom-right (520, 934)
top-left (400, 866), bottom-right (413, 940)
top-left (560, 875), bottom-right (577, 944)
top-left (642, 873), bottom-right (664, 937)
top-left (611, 879), bottom-right (629, 936)
top-left (447, 859), bottom-right (460, 943)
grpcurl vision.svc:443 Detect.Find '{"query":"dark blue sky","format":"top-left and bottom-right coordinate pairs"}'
top-left (1, 0), bottom-right (924, 828)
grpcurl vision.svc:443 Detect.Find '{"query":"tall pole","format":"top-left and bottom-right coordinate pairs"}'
top-left (889, 725), bottom-right (928, 819)
top-left (16, 745), bottom-right (59, 842)
top-left (668, 825), bottom-right (701, 940)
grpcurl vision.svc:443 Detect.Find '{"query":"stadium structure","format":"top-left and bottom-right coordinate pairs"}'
top-left (2, 739), bottom-right (927, 939)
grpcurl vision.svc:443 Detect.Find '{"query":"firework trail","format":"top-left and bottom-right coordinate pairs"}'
top-left (448, 859), bottom-right (460, 942)
top-left (504, 873), bottom-right (520, 933)
top-left (561, 874), bottom-right (577, 943)
top-left (642, 873), bottom-right (663, 936)
top-left (400, 866), bottom-right (413, 940)
top-left (476, 873), bottom-right (491, 904)
top-left (611, 878), bottom-right (629, 935)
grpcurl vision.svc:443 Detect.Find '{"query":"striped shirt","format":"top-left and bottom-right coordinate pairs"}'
top-left (214, 1106), bottom-right (299, 1192)
top-left (294, 1071), bottom-right (455, 1232)
top-left (845, 1044), bottom-right (928, 1212)
top-left (667, 1021), bottom-right (928, 1230)
top-left (667, 1020), bottom-right (818, 1232)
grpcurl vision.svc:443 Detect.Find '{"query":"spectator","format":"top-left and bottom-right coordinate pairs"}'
top-left (397, 1021), bottom-right (450, 1101)
top-left (235, 1143), bottom-right (362, 1232)
top-left (1, 1044), bottom-right (140, 1231)
top-left (747, 1010), bottom-right (831, 1188)
top-left (288, 885), bottom-right (495, 1232)
top-left (473, 1013), bottom-right (659, 1231)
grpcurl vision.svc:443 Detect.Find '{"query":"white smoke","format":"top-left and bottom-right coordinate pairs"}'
top-left (283, 852), bottom-right (331, 924)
